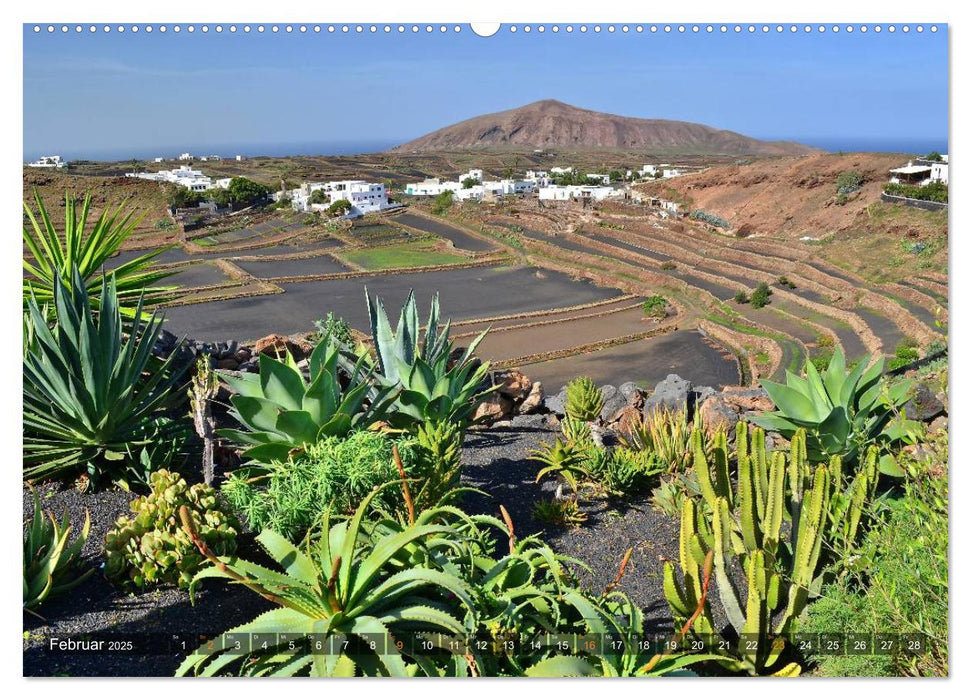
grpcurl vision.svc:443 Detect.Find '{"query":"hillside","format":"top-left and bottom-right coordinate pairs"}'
top-left (635, 152), bottom-right (948, 282)
top-left (391, 100), bottom-right (818, 156)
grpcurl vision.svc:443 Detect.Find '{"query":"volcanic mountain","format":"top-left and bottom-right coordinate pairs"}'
top-left (390, 100), bottom-right (817, 156)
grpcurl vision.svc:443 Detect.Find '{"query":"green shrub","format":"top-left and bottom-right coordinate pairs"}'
top-left (154, 218), bottom-right (174, 230)
top-left (23, 489), bottom-right (92, 613)
top-left (565, 376), bottom-right (604, 422)
top-left (733, 290), bottom-right (749, 304)
top-left (24, 192), bottom-right (176, 314)
top-left (690, 210), bottom-right (731, 229)
top-left (801, 432), bottom-right (947, 676)
top-left (23, 269), bottom-right (189, 490)
top-left (660, 260), bottom-right (677, 270)
top-left (641, 295), bottom-right (668, 318)
top-left (431, 190), bottom-right (454, 214)
top-left (836, 171), bottom-right (863, 195)
top-left (884, 181), bottom-right (948, 203)
top-left (222, 431), bottom-right (418, 540)
top-left (777, 275), bottom-right (796, 289)
top-left (104, 470), bottom-right (237, 589)
top-left (750, 281), bottom-right (772, 308)
top-left (889, 337), bottom-right (921, 370)
top-left (327, 198), bottom-right (352, 216)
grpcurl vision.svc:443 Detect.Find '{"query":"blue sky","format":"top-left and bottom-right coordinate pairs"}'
top-left (23, 24), bottom-right (949, 159)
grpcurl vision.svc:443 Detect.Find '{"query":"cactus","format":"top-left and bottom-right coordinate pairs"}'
top-left (104, 470), bottom-right (237, 589)
top-left (188, 355), bottom-right (218, 485)
top-left (565, 376), bottom-right (604, 423)
top-left (663, 422), bottom-right (861, 675)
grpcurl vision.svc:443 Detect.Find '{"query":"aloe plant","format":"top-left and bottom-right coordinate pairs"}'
top-left (176, 488), bottom-right (474, 677)
top-left (531, 437), bottom-right (589, 502)
top-left (218, 335), bottom-right (398, 466)
top-left (23, 268), bottom-right (188, 490)
top-left (753, 346), bottom-right (915, 466)
top-left (24, 489), bottom-right (92, 614)
top-left (365, 289), bottom-right (493, 428)
top-left (23, 191), bottom-right (176, 316)
top-left (564, 376), bottom-right (604, 422)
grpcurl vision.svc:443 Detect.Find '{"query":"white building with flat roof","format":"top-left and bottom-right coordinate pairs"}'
top-left (538, 185), bottom-right (618, 202)
top-left (125, 165), bottom-right (214, 192)
top-left (280, 180), bottom-right (393, 217)
top-left (26, 155), bottom-right (66, 168)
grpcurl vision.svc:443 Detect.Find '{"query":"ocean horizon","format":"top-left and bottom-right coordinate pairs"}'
top-left (23, 136), bottom-right (947, 163)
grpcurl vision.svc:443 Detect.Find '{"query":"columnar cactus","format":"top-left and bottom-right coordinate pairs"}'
top-left (662, 422), bottom-right (869, 675)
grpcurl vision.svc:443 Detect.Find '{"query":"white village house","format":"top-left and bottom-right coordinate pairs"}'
top-left (125, 165), bottom-right (219, 192)
top-left (277, 180), bottom-right (395, 218)
top-left (888, 155), bottom-right (949, 187)
top-left (403, 168), bottom-right (537, 202)
top-left (538, 184), bottom-right (619, 202)
top-left (26, 155), bottom-right (66, 169)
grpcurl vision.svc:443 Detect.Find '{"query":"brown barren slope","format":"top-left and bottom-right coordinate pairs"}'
top-left (391, 100), bottom-right (818, 156)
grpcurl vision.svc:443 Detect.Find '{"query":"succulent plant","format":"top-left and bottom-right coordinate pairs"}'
top-left (530, 437), bottom-right (589, 502)
top-left (564, 376), bottom-right (604, 423)
top-left (23, 268), bottom-right (188, 490)
top-left (753, 346), bottom-right (915, 466)
top-left (622, 406), bottom-right (697, 473)
top-left (104, 470), bottom-right (237, 589)
top-left (364, 289), bottom-right (494, 428)
top-left (23, 489), bottom-right (92, 614)
top-left (218, 335), bottom-right (397, 466)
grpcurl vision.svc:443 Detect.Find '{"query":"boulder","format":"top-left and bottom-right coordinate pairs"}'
top-left (215, 358), bottom-right (239, 371)
top-left (698, 395), bottom-right (740, 434)
top-left (642, 374), bottom-right (691, 417)
top-left (903, 382), bottom-right (946, 422)
top-left (546, 387), bottom-right (568, 417)
top-left (599, 384), bottom-right (626, 422)
top-left (618, 381), bottom-right (646, 408)
top-left (691, 385), bottom-right (717, 408)
top-left (496, 369), bottom-right (533, 401)
top-left (253, 334), bottom-right (313, 361)
top-left (472, 394), bottom-right (513, 423)
top-left (509, 413), bottom-right (550, 430)
top-left (720, 386), bottom-right (774, 413)
top-left (609, 405), bottom-right (643, 436)
top-left (928, 415), bottom-right (947, 434)
top-left (520, 381), bottom-right (545, 414)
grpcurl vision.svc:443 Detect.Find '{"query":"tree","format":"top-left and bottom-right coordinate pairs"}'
top-left (503, 166), bottom-right (514, 180)
top-left (609, 170), bottom-right (624, 182)
top-left (205, 188), bottom-right (233, 208)
top-left (750, 281), bottom-right (772, 309)
top-left (327, 199), bottom-right (352, 217)
top-left (925, 151), bottom-right (943, 162)
top-left (431, 190), bottom-right (454, 215)
top-left (227, 177), bottom-right (271, 206)
top-left (309, 189), bottom-right (329, 205)
top-left (461, 177), bottom-right (478, 189)
top-left (169, 186), bottom-right (202, 210)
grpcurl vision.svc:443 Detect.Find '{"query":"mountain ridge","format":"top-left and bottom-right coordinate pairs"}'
top-left (390, 100), bottom-right (819, 156)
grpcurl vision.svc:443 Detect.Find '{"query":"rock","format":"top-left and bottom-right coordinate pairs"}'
top-left (496, 369), bottom-right (533, 401)
top-left (234, 348), bottom-right (252, 362)
top-left (508, 413), bottom-right (549, 430)
top-left (253, 334), bottom-right (312, 361)
top-left (599, 384), bottom-right (626, 422)
top-left (546, 387), bottom-right (568, 416)
top-left (520, 381), bottom-right (545, 414)
top-left (221, 340), bottom-right (239, 359)
top-left (642, 374), bottom-right (691, 417)
top-left (618, 381), bottom-right (645, 408)
top-left (929, 415), bottom-right (947, 434)
top-left (692, 385), bottom-right (716, 408)
top-left (238, 360), bottom-right (259, 373)
top-left (472, 395), bottom-right (513, 423)
top-left (903, 382), bottom-right (946, 422)
top-left (698, 395), bottom-right (740, 434)
top-left (216, 358), bottom-right (239, 371)
top-left (720, 387), bottom-right (773, 413)
top-left (610, 405), bottom-right (643, 435)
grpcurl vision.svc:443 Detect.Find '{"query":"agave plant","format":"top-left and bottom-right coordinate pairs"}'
top-left (24, 489), bottom-right (93, 615)
top-left (365, 289), bottom-right (493, 428)
top-left (23, 191), bottom-right (176, 315)
top-left (23, 268), bottom-right (188, 490)
top-left (176, 487), bottom-right (474, 677)
top-left (218, 335), bottom-right (398, 466)
top-left (753, 346), bottom-right (915, 466)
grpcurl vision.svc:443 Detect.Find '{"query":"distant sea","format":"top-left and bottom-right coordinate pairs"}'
top-left (22, 140), bottom-right (401, 163)
top-left (24, 136), bottom-right (948, 163)
top-left (791, 136), bottom-right (949, 155)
